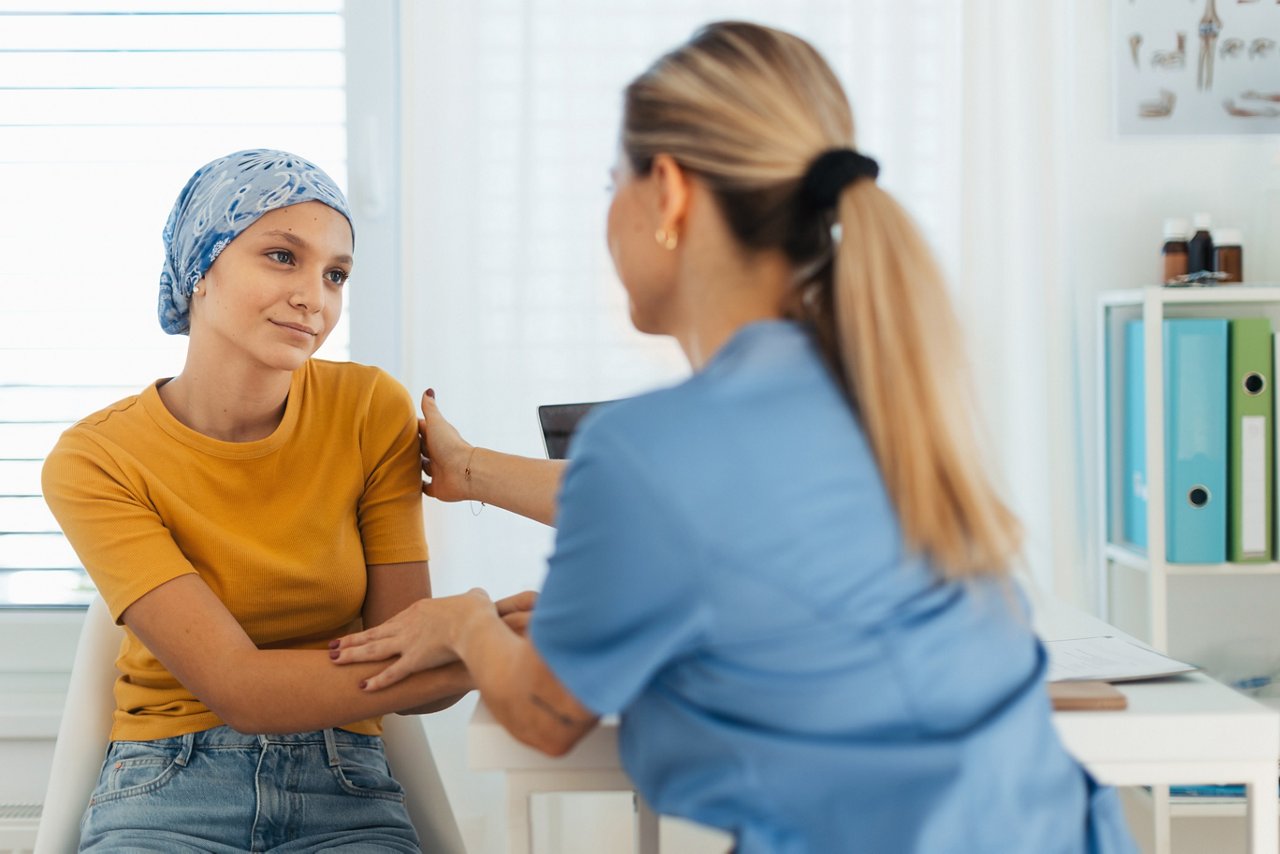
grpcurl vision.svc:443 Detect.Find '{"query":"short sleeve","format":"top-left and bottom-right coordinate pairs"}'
top-left (531, 420), bottom-right (709, 716)
top-left (357, 369), bottom-right (429, 566)
top-left (42, 432), bottom-right (197, 622)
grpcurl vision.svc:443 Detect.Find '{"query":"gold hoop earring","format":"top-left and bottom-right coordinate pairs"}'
top-left (654, 228), bottom-right (678, 250)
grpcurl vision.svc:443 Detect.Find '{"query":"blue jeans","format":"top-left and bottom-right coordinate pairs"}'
top-left (79, 726), bottom-right (420, 853)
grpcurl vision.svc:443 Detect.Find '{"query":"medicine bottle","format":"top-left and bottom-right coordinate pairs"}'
top-left (1213, 229), bottom-right (1242, 283)
top-left (1161, 218), bottom-right (1189, 284)
top-left (1187, 212), bottom-right (1214, 276)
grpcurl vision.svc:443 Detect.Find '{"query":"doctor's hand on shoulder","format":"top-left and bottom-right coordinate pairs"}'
top-left (418, 388), bottom-right (475, 503)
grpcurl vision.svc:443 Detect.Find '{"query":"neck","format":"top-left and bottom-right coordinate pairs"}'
top-left (159, 344), bottom-right (296, 442)
top-left (671, 245), bottom-right (792, 371)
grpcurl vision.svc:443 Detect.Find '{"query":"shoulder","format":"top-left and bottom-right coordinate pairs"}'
top-left (304, 359), bottom-right (414, 411)
top-left (48, 390), bottom-right (149, 457)
top-left (561, 379), bottom-right (726, 513)
top-left (570, 382), bottom-right (701, 464)
top-left (305, 358), bottom-right (394, 391)
top-left (42, 390), bottom-right (149, 489)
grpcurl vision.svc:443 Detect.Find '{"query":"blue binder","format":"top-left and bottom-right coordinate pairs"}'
top-left (1122, 320), bottom-right (1148, 549)
top-left (1164, 318), bottom-right (1228, 563)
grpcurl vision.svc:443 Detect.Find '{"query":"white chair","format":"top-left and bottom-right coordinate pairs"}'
top-left (34, 597), bottom-right (466, 854)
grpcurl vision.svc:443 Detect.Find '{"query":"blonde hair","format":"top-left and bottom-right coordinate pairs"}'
top-left (622, 22), bottom-right (1022, 578)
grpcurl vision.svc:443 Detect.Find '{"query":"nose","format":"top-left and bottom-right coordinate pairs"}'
top-left (288, 271), bottom-right (327, 314)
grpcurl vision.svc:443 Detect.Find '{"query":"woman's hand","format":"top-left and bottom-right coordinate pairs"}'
top-left (419, 389), bottom-right (474, 503)
top-left (497, 590), bottom-right (538, 638)
top-left (331, 588), bottom-right (494, 691)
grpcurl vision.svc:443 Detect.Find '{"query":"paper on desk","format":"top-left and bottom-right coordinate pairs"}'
top-left (1045, 635), bottom-right (1198, 683)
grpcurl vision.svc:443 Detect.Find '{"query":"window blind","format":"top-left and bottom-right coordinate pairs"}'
top-left (0, 2), bottom-right (350, 607)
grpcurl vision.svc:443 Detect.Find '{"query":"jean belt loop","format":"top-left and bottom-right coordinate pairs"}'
top-left (174, 731), bottom-right (196, 767)
top-left (323, 727), bottom-right (341, 767)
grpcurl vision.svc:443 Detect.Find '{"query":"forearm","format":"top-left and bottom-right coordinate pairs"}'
top-left (454, 608), bottom-right (596, 755)
top-left (221, 649), bottom-right (472, 734)
top-left (468, 449), bottom-right (565, 526)
top-left (397, 692), bottom-right (469, 716)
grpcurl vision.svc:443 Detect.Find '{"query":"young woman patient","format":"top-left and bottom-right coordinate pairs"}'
top-left (43, 149), bottom-right (468, 853)
top-left (331, 23), bottom-right (1136, 854)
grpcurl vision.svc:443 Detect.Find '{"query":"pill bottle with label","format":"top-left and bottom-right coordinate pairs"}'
top-left (1161, 218), bottom-right (1189, 284)
top-left (1213, 229), bottom-right (1242, 283)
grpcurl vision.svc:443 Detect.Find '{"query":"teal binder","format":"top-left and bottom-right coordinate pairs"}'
top-left (1164, 318), bottom-right (1228, 564)
top-left (1122, 321), bottom-right (1147, 549)
top-left (1228, 318), bottom-right (1273, 562)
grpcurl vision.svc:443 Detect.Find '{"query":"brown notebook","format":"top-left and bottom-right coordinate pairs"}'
top-left (1048, 680), bottom-right (1128, 711)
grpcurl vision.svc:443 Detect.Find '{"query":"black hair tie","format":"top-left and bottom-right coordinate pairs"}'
top-left (800, 149), bottom-right (879, 210)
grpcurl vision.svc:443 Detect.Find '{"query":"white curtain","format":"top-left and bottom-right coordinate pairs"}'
top-left (957, 1), bottom-right (1079, 604)
top-left (400, 0), bottom-right (966, 602)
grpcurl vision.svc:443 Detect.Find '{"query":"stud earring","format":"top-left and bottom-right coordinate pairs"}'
top-left (192, 285), bottom-right (201, 296)
top-left (654, 228), bottom-right (678, 250)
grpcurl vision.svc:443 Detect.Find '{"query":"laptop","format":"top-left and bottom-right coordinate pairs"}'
top-left (537, 401), bottom-right (611, 459)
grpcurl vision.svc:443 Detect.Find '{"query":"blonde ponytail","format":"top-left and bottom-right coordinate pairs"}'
top-left (828, 183), bottom-right (1022, 576)
top-left (624, 21), bottom-right (1022, 578)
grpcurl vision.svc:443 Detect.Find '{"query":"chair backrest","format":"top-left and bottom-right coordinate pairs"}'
top-left (33, 596), bottom-right (115, 854)
top-left (382, 711), bottom-right (468, 854)
top-left (34, 597), bottom-right (466, 854)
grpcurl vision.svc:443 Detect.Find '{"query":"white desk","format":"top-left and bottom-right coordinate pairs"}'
top-left (468, 704), bottom-right (659, 854)
top-left (470, 599), bottom-right (1280, 854)
top-left (1035, 599), bottom-right (1279, 854)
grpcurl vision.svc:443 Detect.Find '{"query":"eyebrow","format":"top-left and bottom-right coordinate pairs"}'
top-left (260, 229), bottom-right (353, 266)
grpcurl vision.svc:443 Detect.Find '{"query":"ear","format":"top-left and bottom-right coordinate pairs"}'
top-left (650, 153), bottom-right (691, 233)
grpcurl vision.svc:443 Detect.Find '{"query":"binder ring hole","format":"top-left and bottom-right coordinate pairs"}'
top-left (1244, 372), bottom-right (1266, 396)
top-left (1187, 486), bottom-right (1210, 508)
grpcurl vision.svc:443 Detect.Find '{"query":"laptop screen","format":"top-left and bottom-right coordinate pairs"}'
top-left (537, 401), bottom-right (609, 459)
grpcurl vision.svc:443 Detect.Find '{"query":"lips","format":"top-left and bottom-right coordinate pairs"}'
top-left (271, 320), bottom-right (318, 337)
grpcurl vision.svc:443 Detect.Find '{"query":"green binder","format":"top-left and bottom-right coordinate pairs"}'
top-left (1229, 317), bottom-right (1273, 562)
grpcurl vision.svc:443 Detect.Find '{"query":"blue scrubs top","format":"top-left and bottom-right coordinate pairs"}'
top-left (531, 320), bottom-right (1135, 854)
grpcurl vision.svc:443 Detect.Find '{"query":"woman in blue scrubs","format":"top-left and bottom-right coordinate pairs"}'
top-left (332, 21), bottom-right (1136, 853)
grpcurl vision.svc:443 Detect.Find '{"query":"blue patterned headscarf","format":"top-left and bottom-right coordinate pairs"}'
top-left (158, 149), bottom-right (353, 335)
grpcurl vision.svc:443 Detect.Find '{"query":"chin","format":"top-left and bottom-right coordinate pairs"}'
top-left (628, 308), bottom-right (665, 337)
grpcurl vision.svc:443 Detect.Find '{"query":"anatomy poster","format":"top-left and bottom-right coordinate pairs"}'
top-left (1116, 0), bottom-right (1280, 134)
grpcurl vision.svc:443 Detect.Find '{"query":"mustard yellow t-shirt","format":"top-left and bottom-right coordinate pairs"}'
top-left (41, 359), bottom-right (428, 741)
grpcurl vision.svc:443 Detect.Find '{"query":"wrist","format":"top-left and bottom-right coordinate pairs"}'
top-left (452, 595), bottom-right (496, 657)
top-left (462, 445), bottom-right (480, 501)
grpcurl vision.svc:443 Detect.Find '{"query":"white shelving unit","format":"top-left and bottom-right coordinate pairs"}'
top-left (1099, 284), bottom-right (1280, 648)
top-left (1098, 285), bottom-right (1280, 828)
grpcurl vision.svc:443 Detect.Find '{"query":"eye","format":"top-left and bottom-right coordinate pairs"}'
top-left (267, 249), bottom-right (294, 265)
top-left (327, 268), bottom-right (349, 286)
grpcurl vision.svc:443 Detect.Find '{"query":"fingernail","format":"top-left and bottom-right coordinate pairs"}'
top-left (426, 388), bottom-right (436, 399)
top-left (329, 649), bottom-right (339, 660)
top-left (328, 639), bottom-right (339, 650)
top-left (359, 680), bottom-right (369, 690)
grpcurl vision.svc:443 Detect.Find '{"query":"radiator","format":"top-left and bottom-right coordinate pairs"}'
top-left (0, 803), bottom-right (40, 854)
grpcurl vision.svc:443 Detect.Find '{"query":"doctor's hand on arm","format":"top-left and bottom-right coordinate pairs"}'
top-left (331, 588), bottom-right (597, 756)
top-left (419, 389), bottom-right (567, 527)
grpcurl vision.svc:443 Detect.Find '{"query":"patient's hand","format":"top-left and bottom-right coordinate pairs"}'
top-left (497, 590), bottom-right (538, 638)
top-left (332, 588), bottom-right (494, 690)
top-left (419, 389), bottom-right (474, 503)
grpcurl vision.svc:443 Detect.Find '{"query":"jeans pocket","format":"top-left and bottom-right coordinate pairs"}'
top-left (90, 740), bottom-right (185, 805)
top-left (330, 740), bottom-right (405, 802)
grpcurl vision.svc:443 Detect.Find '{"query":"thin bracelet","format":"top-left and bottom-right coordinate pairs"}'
top-left (464, 446), bottom-right (485, 513)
